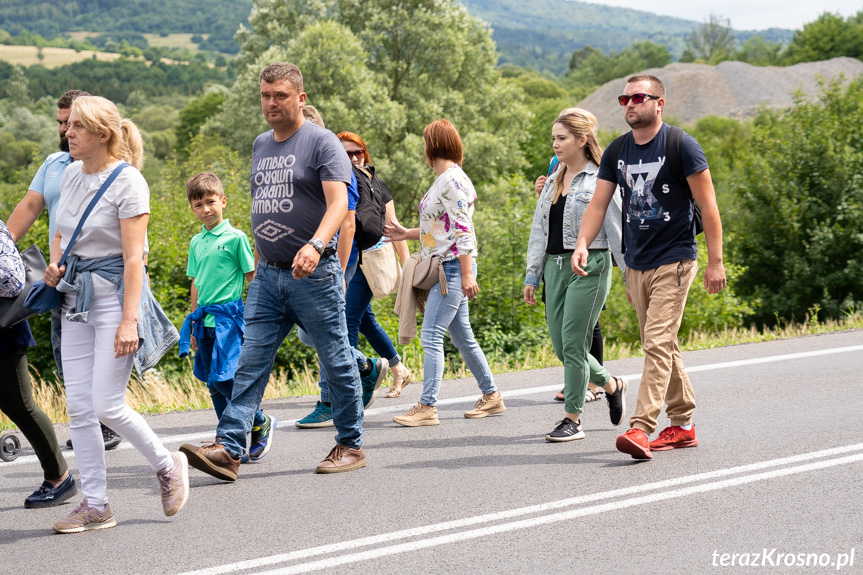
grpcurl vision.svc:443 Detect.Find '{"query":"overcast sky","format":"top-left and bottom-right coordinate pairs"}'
top-left (585, 0), bottom-right (862, 31)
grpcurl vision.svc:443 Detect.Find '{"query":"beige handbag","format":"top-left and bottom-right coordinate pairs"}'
top-left (412, 254), bottom-right (448, 295)
top-left (360, 242), bottom-right (402, 298)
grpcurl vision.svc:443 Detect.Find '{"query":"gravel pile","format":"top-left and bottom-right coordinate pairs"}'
top-left (578, 57), bottom-right (863, 132)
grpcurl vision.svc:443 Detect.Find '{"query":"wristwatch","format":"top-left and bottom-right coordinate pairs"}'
top-left (307, 238), bottom-right (325, 255)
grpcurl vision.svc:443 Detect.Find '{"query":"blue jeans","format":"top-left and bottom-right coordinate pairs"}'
top-left (216, 257), bottom-right (364, 456)
top-left (419, 259), bottom-right (496, 406)
top-left (196, 327), bottom-right (265, 428)
top-left (297, 261), bottom-right (369, 404)
top-left (346, 266), bottom-right (400, 366)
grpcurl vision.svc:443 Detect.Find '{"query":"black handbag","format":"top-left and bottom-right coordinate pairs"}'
top-left (0, 244), bottom-right (48, 330)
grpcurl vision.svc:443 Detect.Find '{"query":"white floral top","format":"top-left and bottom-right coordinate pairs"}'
top-left (418, 165), bottom-right (477, 261)
top-left (0, 220), bottom-right (25, 298)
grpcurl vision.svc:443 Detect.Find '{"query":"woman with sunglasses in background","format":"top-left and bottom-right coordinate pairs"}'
top-left (337, 132), bottom-right (413, 398)
top-left (524, 108), bottom-right (627, 442)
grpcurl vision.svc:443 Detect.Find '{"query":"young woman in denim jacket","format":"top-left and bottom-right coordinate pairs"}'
top-left (42, 96), bottom-right (188, 533)
top-left (523, 108), bottom-right (628, 442)
top-left (385, 119), bottom-right (504, 426)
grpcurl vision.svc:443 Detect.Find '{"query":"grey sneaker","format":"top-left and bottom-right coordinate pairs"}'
top-left (53, 499), bottom-right (116, 534)
top-left (156, 452), bottom-right (190, 517)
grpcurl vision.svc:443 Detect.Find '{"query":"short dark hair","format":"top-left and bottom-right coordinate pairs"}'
top-left (423, 119), bottom-right (463, 165)
top-left (259, 62), bottom-right (303, 93)
top-left (186, 172), bottom-right (224, 203)
top-left (627, 74), bottom-right (666, 99)
top-left (57, 90), bottom-right (90, 109)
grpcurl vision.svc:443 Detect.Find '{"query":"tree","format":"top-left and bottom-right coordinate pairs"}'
top-left (734, 36), bottom-right (783, 66)
top-left (784, 12), bottom-right (863, 64)
top-left (566, 41), bottom-right (671, 88)
top-left (175, 88), bottom-right (227, 158)
top-left (732, 78), bottom-right (863, 323)
top-left (685, 14), bottom-right (735, 64)
top-left (7, 65), bottom-right (31, 106)
top-left (210, 0), bottom-right (531, 220)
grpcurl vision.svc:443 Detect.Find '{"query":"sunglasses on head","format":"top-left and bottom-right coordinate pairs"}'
top-left (346, 149), bottom-right (365, 158)
top-left (618, 93), bottom-right (660, 106)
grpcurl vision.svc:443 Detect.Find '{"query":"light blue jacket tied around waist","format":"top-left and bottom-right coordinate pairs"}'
top-left (53, 253), bottom-right (180, 377)
top-left (178, 299), bottom-right (245, 384)
top-left (524, 161), bottom-right (626, 288)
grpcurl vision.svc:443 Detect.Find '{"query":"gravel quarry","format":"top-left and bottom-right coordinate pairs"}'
top-left (579, 57), bottom-right (863, 131)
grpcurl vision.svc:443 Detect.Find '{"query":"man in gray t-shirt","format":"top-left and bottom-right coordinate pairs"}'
top-left (181, 62), bottom-right (368, 479)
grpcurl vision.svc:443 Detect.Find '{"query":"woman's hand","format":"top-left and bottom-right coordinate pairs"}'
top-left (43, 263), bottom-right (66, 288)
top-left (462, 272), bottom-right (479, 300)
top-left (534, 175), bottom-right (547, 197)
top-left (114, 318), bottom-right (139, 358)
top-left (384, 221), bottom-right (409, 242)
top-left (524, 285), bottom-right (537, 305)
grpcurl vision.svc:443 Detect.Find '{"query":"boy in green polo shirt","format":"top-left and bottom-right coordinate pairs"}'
top-left (182, 172), bottom-right (276, 461)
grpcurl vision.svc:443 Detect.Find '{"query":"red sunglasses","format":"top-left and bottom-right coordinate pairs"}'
top-left (346, 149), bottom-right (365, 158)
top-left (618, 93), bottom-right (660, 106)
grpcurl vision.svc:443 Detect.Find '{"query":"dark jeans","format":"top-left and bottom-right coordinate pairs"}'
top-left (196, 327), bottom-right (265, 428)
top-left (0, 349), bottom-right (66, 480)
top-left (345, 267), bottom-right (400, 366)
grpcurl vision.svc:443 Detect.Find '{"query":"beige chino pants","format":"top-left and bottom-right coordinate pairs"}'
top-left (625, 259), bottom-right (698, 434)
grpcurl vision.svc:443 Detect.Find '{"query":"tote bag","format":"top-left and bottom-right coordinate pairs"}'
top-left (360, 242), bottom-right (402, 298)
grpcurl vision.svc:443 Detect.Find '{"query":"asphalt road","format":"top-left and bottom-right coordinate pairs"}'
top-left (1, 330), bottom-right (862, 574)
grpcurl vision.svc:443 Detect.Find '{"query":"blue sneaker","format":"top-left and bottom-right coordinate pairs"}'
top-left (249, 414), bottom-right (276, 461)
top-left (295, 401), bottom-right (334, 428)
top-left (362, 359), bottom-right (388, 409)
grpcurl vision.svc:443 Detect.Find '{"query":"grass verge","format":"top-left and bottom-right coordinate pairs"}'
top-left (1, 310), bottom-right (861, 430)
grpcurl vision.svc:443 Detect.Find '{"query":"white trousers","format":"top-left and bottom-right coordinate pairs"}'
top-left (62, 294), bottom-right (172, 506)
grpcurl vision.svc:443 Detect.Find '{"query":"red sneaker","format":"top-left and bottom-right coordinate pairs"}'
top-left (649, 425), bottom-right (699, 451)
top-left (616, 428), bottom-right (652, 460)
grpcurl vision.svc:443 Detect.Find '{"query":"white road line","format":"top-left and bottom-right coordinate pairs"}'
top-left (255, 453), bottom-right (863, 575)
top-left (176, 442), bottom-right (863, 575)
top-left (4, 342), bottom-right (862, 468)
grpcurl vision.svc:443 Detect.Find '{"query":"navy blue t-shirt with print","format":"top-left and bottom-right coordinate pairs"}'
top-left (597, 122), bottom-right (708, 271)
top-left (250, 121), bottom-right (352, 264)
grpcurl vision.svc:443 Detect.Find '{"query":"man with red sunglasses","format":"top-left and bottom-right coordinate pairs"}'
top-left (572, 74), bottom-right (726, 460)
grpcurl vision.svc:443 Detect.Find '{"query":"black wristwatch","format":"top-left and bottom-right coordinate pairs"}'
top-left (307, 238), bottom-right (325, 255)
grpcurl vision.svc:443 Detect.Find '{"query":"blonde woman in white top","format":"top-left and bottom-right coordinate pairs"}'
top-left (43, 96), bottom-right (188, 533)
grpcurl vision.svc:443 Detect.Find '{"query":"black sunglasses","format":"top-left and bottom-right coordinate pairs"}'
top-left (618, 93), bottom-right (660, 106)
top-left (346, 149), bottom-right (365, 158)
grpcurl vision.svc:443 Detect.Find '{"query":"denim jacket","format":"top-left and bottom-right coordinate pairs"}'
top-left (53, 254), bottom-right (179, 376)
top-left (178, 299), bottom-right (245, 383)
top-left (524, 161), bottom-right (625, 288)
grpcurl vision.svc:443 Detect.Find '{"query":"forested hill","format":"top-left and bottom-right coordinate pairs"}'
top-left (2, 0), bottom-right (793, 74)
top-left (461, 0), bottom-right (793, 73)
top-left (0, 0), bottom-right (253, 53)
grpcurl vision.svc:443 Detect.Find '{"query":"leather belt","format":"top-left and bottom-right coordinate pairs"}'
top-left (264, 247), bottom-right (336, 269)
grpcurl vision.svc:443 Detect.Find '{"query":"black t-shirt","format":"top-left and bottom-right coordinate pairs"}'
top-left (597, 123), bottom-right (708, 271)
top-left (546, 196), bottom-right (571, 255)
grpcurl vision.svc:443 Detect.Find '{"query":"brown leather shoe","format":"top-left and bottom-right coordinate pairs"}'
top-left (179, 440), bottom-right (240, 481)
top-left (315, 444), bottom-right (367, 474)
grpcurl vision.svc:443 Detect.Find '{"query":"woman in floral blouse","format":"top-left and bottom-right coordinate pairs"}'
top-left (385, 119), bottom-right (504, 426)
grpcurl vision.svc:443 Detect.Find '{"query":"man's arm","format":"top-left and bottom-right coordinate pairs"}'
top-left (7, 190), bottom-right (46, 242)
top-left (336, 209), bottom-right (356, 274)
top-left (291, 180), bottom-right (348, 279)
top-left (688, 168), bottom-right (726, 294)
top-left (572, 179), bottom-right (617, 275)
